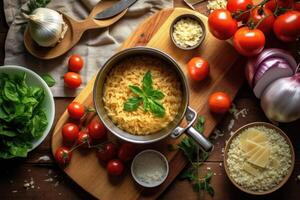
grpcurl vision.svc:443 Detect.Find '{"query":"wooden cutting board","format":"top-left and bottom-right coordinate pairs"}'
top-left (51, 8), bottom-right (244, 200)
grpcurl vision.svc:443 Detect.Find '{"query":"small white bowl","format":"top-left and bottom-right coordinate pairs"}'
top-left (0, 65), bottom-right (55, 152)
top-left (131, 149), bottom-right (169, 188)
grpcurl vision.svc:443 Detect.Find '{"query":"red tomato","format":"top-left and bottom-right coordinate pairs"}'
top-left (208, 92), bottom-right (231, 114)
top-left (233, 27), bottom-right (265, 57)
top-left (87, 118), bottom-right (107, 140)
top-left (67, 102), bottom-right (85, 119)
top-left (187, 57), bottom-right (210, 81)
top-left (118, 142), bottom-right (136, 162)
top-left (77, 129), bottom-right (92, 147)
top-left (250, 7), bottom-right (275, 34)
top-left (55, 147), bottom-right (72, 166)
top-left (208, 9), bottom-right (238, 40)
top-left (295, 2), bottom-right (300, 11)
top-left (107, 159), bottom-right (124, 176)
top-left (227, 0), bottom-right (253, 21)
top-left (68, 54), bottom-right (84, 72)
top-left (62, 123), bottom-right (79, 143)
top-left (64, 72), bottom-right (82, 89)
top-left (265, 0), bottom-right (293, 12)
top-left (97, 143), bottom-right (118, 162)
top-left (273, 11), bottom-right (300, 42)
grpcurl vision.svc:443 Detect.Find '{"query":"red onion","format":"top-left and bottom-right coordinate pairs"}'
top-left (245, 48), bottom-right (297, 87)
top-left (253, 57), bottom-right (293, 98)
top-left (261, 73), bottom-right (300, 122)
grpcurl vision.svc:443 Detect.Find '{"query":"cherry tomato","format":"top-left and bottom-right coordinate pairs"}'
top-left (62, 123), bottom-right (79, 143)
top-left (107, 159), bottom-right (124, 176)
top-left (249, 7), bottom-right (275, 34)
top-left (227, 0), bottom-right (253, 21)
top-left (77, 129), bottom-right (92, 147)
top-left (97, 143), bottom-right (118, 162)
top-left (273, 11), bottom-right (300, 42)
top-left (233, 27), bottom-right (265, 57)
top-left (265, 0), bottom-right (293, 12)
top-left (187, 57), bottom-right (210, 81)
top-left (295, 2), bottom-right (300, 11)
top-left (209, 92), bottom-right (231, 114)
top-left (87, 118), bottom-right (107, 140)
top-left (55, 147), bottom-right (72, 166)
top-left (208, 9), bottom-right (238, 40)
top-left (64, 72), bottom-right (82, 89)
top-left (118, 142), bottom-right (136, 162)
top-left (67, 102), bottom-right (85, 119)
top-left (68, 54), bottom-right (84, 72)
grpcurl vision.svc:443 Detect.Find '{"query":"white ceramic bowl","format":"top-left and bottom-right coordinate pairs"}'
top-left (0, 65), bottom-right (55, 151)
top-left (131, 149), bottom-right (169, 188)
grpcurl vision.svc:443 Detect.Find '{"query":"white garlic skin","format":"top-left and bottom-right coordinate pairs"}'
top-left (28, 8), bottom-right (66, 47)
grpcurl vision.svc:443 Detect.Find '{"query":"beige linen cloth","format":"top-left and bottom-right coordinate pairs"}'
top-left (3, 0), bottom-right (172, 97)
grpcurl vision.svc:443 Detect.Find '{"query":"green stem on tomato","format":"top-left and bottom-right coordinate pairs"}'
top-left (232, 0), bottom-right (271, 20)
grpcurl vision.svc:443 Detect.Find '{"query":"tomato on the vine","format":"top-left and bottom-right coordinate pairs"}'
top-left (68, 102), bottom-right (85, 119)
top-left (77, 130), bottom-right (92, 147)
top-left (107, 159), bottom-right (124, 176)
top-left (97, 143), bottom-right (118, 162)
top-left (265, 0), bottom-right (293, 12)
top-left (187, 57), bottom-right (210, 81)
top-left (208, 9), bottom-right (238, 40)
top-left (208, 92), bottom-right (231, 114)
top-left (250, 7), bottom-right (275, 34)
top-left (118, 143), bottom-right (136, 162)
top-left (273, 11), bottom-right (300, 42)
top-left (64, 72), bottom-right (82, 89)
top-left (227, 0), bottom-right (253, 21)
top-left (233, 27), bottom-right (265, 57)
top-left (87, 118), bottom-right (107, 140)
top-left (55, 147), bottom-right (72, 166)
top-left (62, 123), bottom-right (79, 143)
top-left (68, 54), bottom-right (84, 72)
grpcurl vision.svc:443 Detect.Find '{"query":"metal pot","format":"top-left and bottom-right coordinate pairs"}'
top-left (93, 47), bottom-right (213, 151)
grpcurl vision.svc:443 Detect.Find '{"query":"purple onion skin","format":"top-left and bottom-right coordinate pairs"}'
top-left (245, 48), bottom-right (297, 88)
top-left (253, 57), bottom-right (290, 85)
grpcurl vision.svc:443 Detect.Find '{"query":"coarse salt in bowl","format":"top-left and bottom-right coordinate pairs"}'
top-left (131, 149), bottom-right (169, 188)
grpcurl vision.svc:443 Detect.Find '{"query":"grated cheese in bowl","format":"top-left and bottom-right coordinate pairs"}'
top-left (225, 124), bottom-right (294, 194)
top-left (131, 149), bottom-right (169, 187)
top-left (207, 0), bottom-right (227, 13)
top-left (172, 17), bottom-right (204, 49)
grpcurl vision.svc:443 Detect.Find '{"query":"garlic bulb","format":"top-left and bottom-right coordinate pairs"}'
top-left (261, 73), bottom-right (300, 123)
top-left (25, 8), bottom-right (68, 47)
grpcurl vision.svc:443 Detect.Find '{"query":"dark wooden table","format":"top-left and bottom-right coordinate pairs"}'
top-left (0, 1), bottom-right (299, 199)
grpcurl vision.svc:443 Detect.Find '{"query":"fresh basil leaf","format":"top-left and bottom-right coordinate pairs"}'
top-left (124, 97), bottom-right (143, 111)
top-left (4, 81), bottom-right (19, 102)
top-left (142, 71), bottom-right (153, 91)
top-left (148, 99), bottom-right (165, 118)
top-left (6, 141), bottom-right (29, 158)
top-left (150, 90), bottom-right (165, 100)
top-left (129, 85), bottom-right (144, 97)
top-left (143, 98), bottom-right (150, 111)
top-left (41, 74), bottom-right (56, 87)
top-left (28, 110), bottom-right (48, 138)
top-left (0, 130), bottom-right (17, 137)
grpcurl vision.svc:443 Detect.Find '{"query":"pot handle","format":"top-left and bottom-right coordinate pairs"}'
top-left (171, 107), bottom-right (213, 152)
top-left (186, 126), bottom-right (213, 152)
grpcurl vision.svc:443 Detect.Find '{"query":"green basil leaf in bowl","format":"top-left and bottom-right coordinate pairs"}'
top-left (0, 65), bottom-right (55, 159)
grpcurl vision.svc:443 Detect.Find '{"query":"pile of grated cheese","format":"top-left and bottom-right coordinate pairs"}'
top-left (172, 18), bottom-right (203, 48)
top-left (207, 0), bottom-right (227, 12)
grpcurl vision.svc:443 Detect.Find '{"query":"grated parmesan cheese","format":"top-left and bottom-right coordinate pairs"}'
top-left (172, 18), bottom-right (203, 48)
top-left (207, 0), bottom-right (227, 13)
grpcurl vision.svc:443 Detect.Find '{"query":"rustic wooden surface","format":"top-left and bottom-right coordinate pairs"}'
top-left (0, 1), bottom-right (299, 200)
